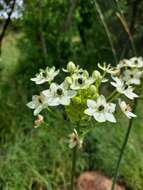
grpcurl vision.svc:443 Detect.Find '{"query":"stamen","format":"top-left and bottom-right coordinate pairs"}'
top-left (78, 77), bottom-right (83, 84)
top-left (98, 105), bottom-right (104, 111)
top-left (57, 88), bottom-right (63, 96)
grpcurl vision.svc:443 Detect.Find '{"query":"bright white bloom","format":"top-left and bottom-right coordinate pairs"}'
top-left (111, 77), bottom-right (138, 100)
top-left (27, 94), bottom-right (48, 116)
top-left (117, 59), bottom-right (131, 69)
top-left (84, 95), bottom-right (116, 123)
top-left (31, 66), bottom-right (59, 84)
top-left (34, 114), bottom-right (44, 128)
top-left (118, 57), bottom-right (143, 69)
top-left (98, 62), bottom-right (119, 75)
top-left (119, 99), bottom-right (136, 119)
top-left (69, 129), bottom-right (83, 149)
top-left (129, 57), bottom-right (143, 68)
top-left (70, 71), bottom-right (94, 90)
top-left (123, 68), bottom-right (142, 85)
top-left (42, 83), bottom-right (76, 106)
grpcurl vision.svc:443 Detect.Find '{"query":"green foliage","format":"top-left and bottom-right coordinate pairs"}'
top-left (1, 1), bottom-right (143, 190)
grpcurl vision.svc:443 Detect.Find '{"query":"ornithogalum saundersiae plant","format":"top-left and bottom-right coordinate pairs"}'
top-left (27, 57), bottom-right (143, 190)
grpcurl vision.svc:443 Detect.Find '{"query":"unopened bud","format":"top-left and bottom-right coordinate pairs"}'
top-left (83, 70), bottom-right (89, 78)
top-left (67, 61), bottom-right (76, 73)
top-left (65, 76), bottom-right (72, 85)
top-left (73, 97), bottom-right (81, 104)
top-left (92, 70), bottom-right (102, 80)
top-left (89, 85), bottom-right (98, 95)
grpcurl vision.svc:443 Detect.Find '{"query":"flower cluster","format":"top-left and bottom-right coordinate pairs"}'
top-left (27, 57), bottom-right (143, 148)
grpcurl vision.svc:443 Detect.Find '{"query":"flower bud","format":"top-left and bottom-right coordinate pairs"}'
top-left (83, 70), bottom-right (89, 78)
top-left (92, 70), bottom-right (102, 80)
top-left (89, 85), bottom-right (98, 95)
top-left (73, 97), bottom-right (81, 104)
top-left (67, 61), bottom-right (76, 73)
top-left (65, 76), bottom-right (72, 85)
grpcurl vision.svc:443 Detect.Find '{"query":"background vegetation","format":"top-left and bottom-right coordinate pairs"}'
top-left (0, 0), bottom-right (143, 189)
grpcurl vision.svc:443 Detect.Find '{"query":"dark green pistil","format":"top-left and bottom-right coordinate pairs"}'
top-left (124, 84), bottom-right (128, 89)
top-left (98, 105), bottom-right (104, 111)
top-left (126, 66), bottom-right (131, 70)
top-left (130, 74), bottom-right (134, 78)
top-left (78, 77), bottom-right (83, 84)
top-left (43, 72), bottom-right (47, 78)
top-left (134, 60), bottom-right (138, 64)
top-left (57, 88), bottom-right (63, 96)
top-left (38, 97), bottom-right (43, 104)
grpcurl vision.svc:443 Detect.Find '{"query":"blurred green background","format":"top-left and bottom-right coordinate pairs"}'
top-left (0, 0), bottom-right (143, 189)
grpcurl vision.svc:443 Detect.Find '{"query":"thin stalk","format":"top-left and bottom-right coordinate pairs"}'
top-left (70, 146), bottom-right (77, 190)
top-left (110, 99), bottom-right (137, 190)
top-left (107, 90), bottom-right (117, 101)
top-left (94, 1), bottom-right (118, 64)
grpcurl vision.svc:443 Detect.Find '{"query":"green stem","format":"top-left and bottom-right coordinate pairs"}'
top-left (70, 146), bottom-right (77, 190)
top-left (107, 90), bottom-right (117, 101)
top-left (110, 99), bottom-right (137, 190)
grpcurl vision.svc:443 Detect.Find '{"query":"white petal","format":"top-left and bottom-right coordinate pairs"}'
top-left (125, 111), bottom-right (137, 119)
top-left (67, 90), bottom-right (77, 98)
top-left (42, 89), bottom-right (51, 97)
top-left (131, 78), bottom-right (140, 85)
top-left (97, 95), bottom-right (106, 107)
top-left (34, 106), bottom-right (43, 116)
top-left (87, 99), bottom-right (97, 108)
top-left (93, 112), bottom-right (106, 122)
top-left (105, 113), bottom-right (116, 123)
top-left (26, 101), bottom-right (36, 109)
top-left (111, 81), bottom-right (118, 88)
top-left (48, 97), bottom-right (59, 106)
top-left (107, 103), bottom-right (116, 113)
top-left (60, 97), bottom-right (71, 105)
top-left (50, 83), bottom-right (58, 91)
top-left (119, 100), bottom-right (126, 111)
top-left (31, 77), bottom-right (46, 84)
top-left (124, 89), bottom-right (138, 100)
top-left (84, 108), bottom-right (95, 116)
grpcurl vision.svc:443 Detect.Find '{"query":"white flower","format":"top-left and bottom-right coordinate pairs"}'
top-left (84, 95), bottom-right (116, 123)
top-left (118, 57), bottom-right (143, 69)
top-left (70, 71), bottom-right (94, 90)
top-left (31, 66), bottom-right (59, 84)
top-left (119, 99), bottom-right (136, 119)
top-left (69, 129), bottom-right (82, 149)
top-left (117, 59), bottom-right (131, 69)
top-left (129, 57), bottom-right (143, 68)
top-left (123, 68), bottom-right (142, 85)
top-left (111, 77), bottom-right (138, 100)
top-left (27, 94), bottom-right (48, 115)
top-left (42, 82), bottom-right (76, 106)
top-left (98, 62), bottom-right (119, 75)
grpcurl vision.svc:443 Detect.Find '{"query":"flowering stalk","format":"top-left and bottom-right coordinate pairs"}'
top-left (110, 99), bottom-right (137, 190)
top-left (26, 57), bottom-right (143, 190)
top-left (70, 145), bottom-right (77, 190)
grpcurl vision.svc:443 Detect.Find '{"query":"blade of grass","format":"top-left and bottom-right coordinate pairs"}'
top-left (116, 12), bottom-right (137, 57)
top-left (113, 0), bottom-right (137, 58)
top-left (94, 0), bottom-right (118, 64)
